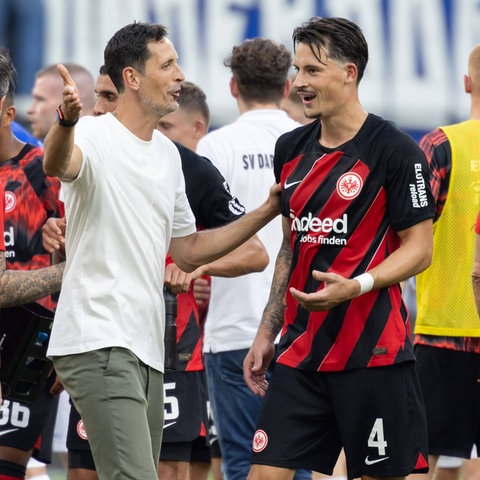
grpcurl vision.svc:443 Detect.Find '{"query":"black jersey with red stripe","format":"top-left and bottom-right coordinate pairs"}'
top-left (167, 143), bottom-right (245, 372)
top-left (274, 114), bottom-right (435, 372)
top-left (1, 144), bottom-right (63, 311)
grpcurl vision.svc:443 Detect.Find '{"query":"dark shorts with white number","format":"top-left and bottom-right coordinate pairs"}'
top-left (67, 370), bottom-right (210, 468)
top-left (160, 370), bottom-right (209, 462)
top-left (415, 344), bottom-right (480, 458)
top-left (0, 376), bottom-right (59, 463)
top-left (252, 362), bottom-right (429, 480)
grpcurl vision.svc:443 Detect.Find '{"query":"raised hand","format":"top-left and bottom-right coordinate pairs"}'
top-left (57, 64), bottom-right (82, 121)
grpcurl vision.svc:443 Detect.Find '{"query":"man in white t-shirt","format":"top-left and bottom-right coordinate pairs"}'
top-left (196, 38), bottom-right (310, 480)
top-left (42, 23), bottom-right (280, 480)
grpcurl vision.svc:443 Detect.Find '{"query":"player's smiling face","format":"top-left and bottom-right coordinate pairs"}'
top-left (293, 42), bottom-right (349, 120)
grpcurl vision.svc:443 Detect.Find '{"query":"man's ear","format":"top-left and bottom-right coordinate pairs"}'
top-left (344, 62), bottom-right (358, 85)
top-left (465, 74), bottom-right (472, 94)
top-left (0, 100), bottom-right (15, 127)
top-left (2, 105), bottom-right (16, 126)
top-left (193, 117), bottom-right (208, 139)
top-left (281, 77), bottom-right (292, 100)
top-left (123, 67), bottom-right (140, 91)
top-left (230, 77), bottom-right (239, 99)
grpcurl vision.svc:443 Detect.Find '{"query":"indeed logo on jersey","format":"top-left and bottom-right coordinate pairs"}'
top-left (4, 226), bottom-right (15, 258)
top-left (4, 192), bottom-right (16, 258)
top-left (410, 163), bottom-right (428, 208)
top-left (290, 211), bottom-right (348, 246)
top-left (4, 227), bottom-right (14, 247)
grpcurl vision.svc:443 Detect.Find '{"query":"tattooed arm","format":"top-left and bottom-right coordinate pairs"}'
top-left (243, 217), bottom-right (291, 396)
top-left (0, 251), bottom-right (64, 308)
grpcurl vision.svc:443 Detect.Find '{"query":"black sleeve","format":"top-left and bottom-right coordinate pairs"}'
top-left (382, 128), bottom-right (435, 231)
top-left (177, 143), bottom-right (246, 229)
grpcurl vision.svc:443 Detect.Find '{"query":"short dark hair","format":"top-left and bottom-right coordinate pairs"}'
top-left (293, 17), bottom-right (368, 84)
top-left (104, 22), bottom-right (168, 93)
top-left (0, 47), bottom-right (17, 99)
top-left (224, 38), bottom-right (291, 103)
top-left (178, 81), bottom-right (210, 128)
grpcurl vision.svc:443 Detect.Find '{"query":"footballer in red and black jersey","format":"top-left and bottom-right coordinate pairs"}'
top-left (273, 114), bottom-right (435, 372)
top-left (167, 143), bottom-right (245, 372)
top-left (0, 143), bottom-right (63, 310)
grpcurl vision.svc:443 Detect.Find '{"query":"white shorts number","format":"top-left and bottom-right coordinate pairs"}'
top-left (0, 400), bottom-right (30, 427)
top-left (368, 418), bottom-right (388, 456)
top-left (163, 382), bottom-right (179, 421)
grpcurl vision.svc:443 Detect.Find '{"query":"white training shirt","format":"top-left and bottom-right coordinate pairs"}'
top-left (197, 109), bottom-right (300, 352)
top-left (47, 113), bottom-right (196, 372)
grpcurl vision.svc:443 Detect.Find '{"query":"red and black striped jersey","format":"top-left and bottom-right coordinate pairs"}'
top-left (418, 128), bottom-right (451, 222)
top-left (1, 144), bottom-right (63, 311)
top-left (274, 114), bottom-right (435, 372)
top-left (168, 143), bottom-right (245, 372)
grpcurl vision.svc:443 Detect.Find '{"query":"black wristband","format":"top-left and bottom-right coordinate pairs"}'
top-left (56, 106), bottom-right (79, 127)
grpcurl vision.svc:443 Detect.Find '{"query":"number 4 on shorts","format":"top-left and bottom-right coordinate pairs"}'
top-left (368, 418), bottom-right (387, 456)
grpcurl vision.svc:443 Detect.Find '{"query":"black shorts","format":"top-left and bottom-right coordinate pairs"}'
top-left (0, 376), bottom-right (59, 463)
top-left (159, 370), bottom-right (209, 463)
top-left (415, 345), bottom-right (480, 458)
top-left (190, 435), bottom-right (211, 464)
top-left (160, 435), bottom-right (211, 463)
top-left (161, 370), bottom-right (208, 444)
top-left (252, 362), bottom-right (429, 479)
top-left (66, 398), bottom-right (90, 452)
top-left (66, 398), bottom-right (96, 470)
top-left (67, 369), bottom-right (211, 467)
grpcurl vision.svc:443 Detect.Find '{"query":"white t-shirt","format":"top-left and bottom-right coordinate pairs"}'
top-left (47, 113), bottom-right (196, 371)
top-left (197, 110), bottom-right (299, 352)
